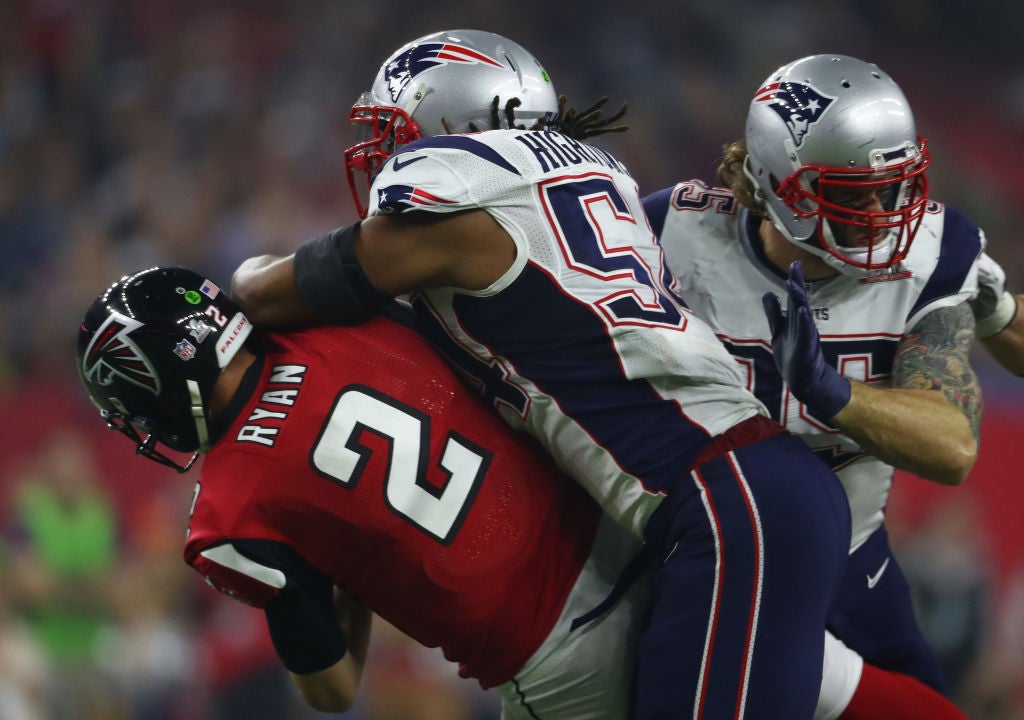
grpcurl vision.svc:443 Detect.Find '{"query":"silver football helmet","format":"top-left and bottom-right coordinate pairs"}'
top-left (344, 29), bottom-right (559, 217)
top-left (744, 54), bottom-right (930, 276)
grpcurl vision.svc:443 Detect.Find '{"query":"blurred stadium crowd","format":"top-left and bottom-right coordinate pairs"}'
top-left (1, 1), bottom-right (1022, 718)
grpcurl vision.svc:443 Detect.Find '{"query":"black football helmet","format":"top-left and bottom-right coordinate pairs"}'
top-left (77, 267), bottom-right (253, 472)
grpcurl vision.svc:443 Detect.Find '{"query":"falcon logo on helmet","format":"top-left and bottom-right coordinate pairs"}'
top-left (81, 314), bottom-right (161, 395)
top-left (384, 42), bottom-right (505, 102)
top-left (754, 81), bottom-right (835, 147)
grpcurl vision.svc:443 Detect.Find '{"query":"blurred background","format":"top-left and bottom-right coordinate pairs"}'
top-left (1, 1), bottom-right (1022, 718)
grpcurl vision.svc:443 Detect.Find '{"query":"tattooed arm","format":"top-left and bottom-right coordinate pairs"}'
top-left (830, 303), bottom-right (981, 486)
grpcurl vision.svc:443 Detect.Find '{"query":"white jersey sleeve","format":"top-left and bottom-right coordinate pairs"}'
top-left (369, 140), bottom-right (478, 215)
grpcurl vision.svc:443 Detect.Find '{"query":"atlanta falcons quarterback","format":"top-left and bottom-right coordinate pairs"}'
top-left (76, 267), bottom-right (649, 718)
top-left (645, 54), bottom-right (984, 717)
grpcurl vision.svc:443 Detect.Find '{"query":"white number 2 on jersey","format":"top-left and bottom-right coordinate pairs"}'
top-left (311, 385), bottom-right (489, 545)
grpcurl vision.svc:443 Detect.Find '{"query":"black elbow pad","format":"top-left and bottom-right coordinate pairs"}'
top-left (294, 222), bottom-right (392, 324)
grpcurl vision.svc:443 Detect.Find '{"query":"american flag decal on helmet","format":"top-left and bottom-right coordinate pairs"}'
top-left (82, 313), bottom-right (161, 395)
top-left (376, 184), bottom-right (457, 213)
top-left (754, 81), bottom-right (835, 147)
top-left (384, 42), bottom-right (505, 102)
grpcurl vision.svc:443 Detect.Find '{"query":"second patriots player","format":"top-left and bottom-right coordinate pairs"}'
top-left (646, 54), bottom-right (983, 717)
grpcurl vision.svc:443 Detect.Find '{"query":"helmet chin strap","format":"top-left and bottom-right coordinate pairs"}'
top-left (187, 379), bottom-right (211, 453)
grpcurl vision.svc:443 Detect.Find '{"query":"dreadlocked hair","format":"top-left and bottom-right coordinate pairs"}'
top-left (551, 95), bottom-right (629, 140)
top-left (717, 139), bottom-right (764, 214)
top-left (443, 95), bottom-right (630, 138)
top-left (455, 96), bottom-right (546, 133)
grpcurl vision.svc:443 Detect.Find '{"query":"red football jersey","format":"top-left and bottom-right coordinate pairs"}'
top-left (184, 316), bottom-right (600, 687)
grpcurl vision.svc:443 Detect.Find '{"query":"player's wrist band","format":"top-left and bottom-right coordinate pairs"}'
top-left (975, 290), bottom-right (1018, 338)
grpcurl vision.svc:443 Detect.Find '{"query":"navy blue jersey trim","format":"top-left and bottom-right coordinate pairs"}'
top-left (907, 206), bottom-right (981, 321)
top-left (415, 263), bottom-right (713, 490)
top-left (742, 211), bottom-right (788, 281)
top-left (642, 187), bottom-right (673, 238)
top-left (398, 135), bottom-right (521, 176)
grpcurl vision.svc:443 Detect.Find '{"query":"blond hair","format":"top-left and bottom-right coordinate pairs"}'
top-left (716, 139), bottom-right (764, 215)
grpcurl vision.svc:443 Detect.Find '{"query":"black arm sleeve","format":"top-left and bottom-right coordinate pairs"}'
top-left (293, 222), bottom-right (393, 325)
top-left (232, 540), bottom-right (348, 674)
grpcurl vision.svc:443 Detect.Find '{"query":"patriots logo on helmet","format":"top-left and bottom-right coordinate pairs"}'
top-left (754, 81), bottom-right (835, 147)
top-left (82, 313), bottom-right (161, 395)
top-left (376, 184), bottom-right (457, 213)
top-left (384, 42), bottom-right (505, 103)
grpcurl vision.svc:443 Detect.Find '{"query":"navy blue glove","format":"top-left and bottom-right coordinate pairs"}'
top-left (761, 261), bottom-right (851, 420)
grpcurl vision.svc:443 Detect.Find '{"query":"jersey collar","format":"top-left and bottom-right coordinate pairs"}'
top-left (211, 353), bottom-right (266, 445)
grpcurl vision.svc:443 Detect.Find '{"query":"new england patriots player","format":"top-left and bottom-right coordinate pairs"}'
top-left (644, 54), bottom-right (984, 717)
top-left (232, 30), bottom-right (876, 719)
top-left (75, 266), bottom-right (650, 719)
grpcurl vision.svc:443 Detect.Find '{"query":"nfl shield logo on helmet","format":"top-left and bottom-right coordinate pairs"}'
top-left (384, 42), bottom-right (505, 103)
top-left (754, 81), bottom-right (835, 147)
top-left (173, 339), bottom-right (197, 362)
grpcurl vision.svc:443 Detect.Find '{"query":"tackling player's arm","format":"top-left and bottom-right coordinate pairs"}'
top-left (231, 254), bottom-right (318, 328)
top-left (231, 210), bottom-right (514, 327)
top-left (830, 302), bottom-right (981, 486)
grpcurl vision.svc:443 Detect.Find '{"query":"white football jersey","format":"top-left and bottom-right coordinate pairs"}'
top-left (368, 131), bottom-right (766, 537)
top-left (646, 180), bottom-right (982, 550)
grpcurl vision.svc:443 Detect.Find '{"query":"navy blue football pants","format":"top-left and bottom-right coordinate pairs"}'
top-left (632, 433), bottom-right (851, 720)
top-left (827, 525), bottom-right (949, 695)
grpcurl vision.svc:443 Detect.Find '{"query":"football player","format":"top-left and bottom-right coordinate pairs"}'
top-left (644, 54), bottom-right (984, 717)
top-left (75, 267), bottom-right (650, 719)
top-left (231, 29), bottom-right (862, 719)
